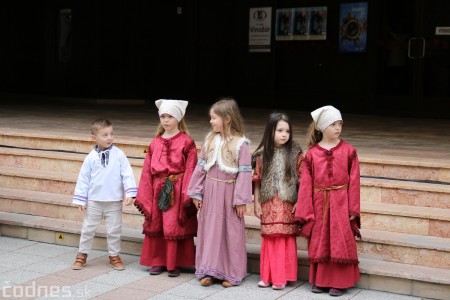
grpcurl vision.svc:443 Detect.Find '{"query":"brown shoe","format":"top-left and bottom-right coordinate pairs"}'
top-left (200, 276), bottom-right (214, 286)
top-left (72, 253), bottom-right (87, 270)
top-left (222, 280), bottom-right (234, 288)
top-left (109, 255), bottom-right (125, 271)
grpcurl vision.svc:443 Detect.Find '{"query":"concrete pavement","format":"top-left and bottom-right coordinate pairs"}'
top-left (0, 236), bottom-right (428, 300)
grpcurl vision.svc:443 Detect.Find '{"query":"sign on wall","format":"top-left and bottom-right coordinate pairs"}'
top-left (249, 7), bottom-right (272, 52)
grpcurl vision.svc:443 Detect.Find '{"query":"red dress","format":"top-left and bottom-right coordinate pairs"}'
top-left (252, 153), bottom-right (303, 286)
top-left (295, 140), bottom-right (360, 289)
top-left (134, 131), bottom-right (198, 270)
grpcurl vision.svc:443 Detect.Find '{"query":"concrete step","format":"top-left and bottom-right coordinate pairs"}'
top-left (246, 214), bottom-right (450, 269)
top-left (0, 147), bottom-right (143, 183)
top-left (361, 202), bottom-right (450, 238)
top-left (0, 187), bottom-right (144, 227)
top-left (5, 185), bottom-right (448, 266)
top-left (0, 166), bottom-right (76, 195)
top-left (0, 131), bottom-right (149, 158)
top-left (3, 132), bottom-right (450, 183)
top-left (361, 177), bottom-right (450, 209)
top-left (358, 229), bottom-right (450, 269)
top-left (3, 164), bottom-right (449, 212)
top-left (360, 154), bottom-right (450, 183)
top-left (1, 212), bottom-right (449, 300)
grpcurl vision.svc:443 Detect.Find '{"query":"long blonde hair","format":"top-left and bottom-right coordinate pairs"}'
top-left (156, 118), bottom-right (190, 136)
top-left (204, 97), bottom-right (244, 154)
top-left (306, 120), bottom-right (322, 148)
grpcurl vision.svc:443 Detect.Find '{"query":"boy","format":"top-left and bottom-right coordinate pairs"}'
top-left (72, 118), bottom-right (137, 271)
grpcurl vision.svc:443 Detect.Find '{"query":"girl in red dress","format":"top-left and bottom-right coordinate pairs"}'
top-left (295, 105), bottom-right (361, 297)
top-left (252, 112), bottom-right (303, 290)
top-left (134, 99), bottom-right (198, 277)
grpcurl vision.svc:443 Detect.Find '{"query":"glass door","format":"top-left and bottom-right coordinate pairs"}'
top-left (375, 0), bottom-right (450, 117)
top-left (420, 0), bottom-right (450, 114)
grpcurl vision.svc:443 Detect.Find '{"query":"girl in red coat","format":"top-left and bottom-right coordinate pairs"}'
top-left (295, 105), bottom-right (361, 297)
top-left (134, 99), bottom-right (198, 277)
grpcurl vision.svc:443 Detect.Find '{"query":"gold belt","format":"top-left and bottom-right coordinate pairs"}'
top-left (160, 173), bottom-right (184, 182)
top-left (206, 174), bottom-right (236, 184)
top-left (314, 184), bottom-right (348, 220)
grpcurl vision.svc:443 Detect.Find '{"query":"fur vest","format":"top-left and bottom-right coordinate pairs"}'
top-left (203, 133), bottom-right (250, 174)
top-left (252, 143), bottom-right (302, 203)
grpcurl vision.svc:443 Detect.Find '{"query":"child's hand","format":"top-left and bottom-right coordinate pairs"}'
top-left (193, 199), bottom-right (202, 210)
top-left (254, 200), bottom-right (262, 219)
top-left (78, 205), bottom-right (86, 212)
top-left (235, 204), bottom-right (247, 218)
top-left (124, 197), bottom-right (135, 206)
top-left (349, 215), bottom-right (356, 221)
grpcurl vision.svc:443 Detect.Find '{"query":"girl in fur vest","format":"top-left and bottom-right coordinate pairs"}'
top-left (252, 112), bottom-right (304, 290)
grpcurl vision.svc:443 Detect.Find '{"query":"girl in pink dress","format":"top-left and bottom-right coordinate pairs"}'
top-left (295, 105), bottom-right (361, 297)
top-left (187, 98), bottom-right (253, 287)
top-left (252, 112), bottom-right (303, 290)
top-left (134, 99), bottom-right (198, 277)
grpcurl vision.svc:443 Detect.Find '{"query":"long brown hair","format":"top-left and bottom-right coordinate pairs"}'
top-left (306, 121), bottom-right (322, 148)
top-left (204, 97), bottom-right (244, 153)
top-left (254, 112), bottom-right (297, 181)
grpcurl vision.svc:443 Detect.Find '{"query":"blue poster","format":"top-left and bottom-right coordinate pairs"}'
top-left (309, 7), bottom-right (327, 40)
top-left (275, 8), bottom-right (293, 40)
top-left (339, 2), bottom-right (368, 52)
top-left (293, 8), bottom-right (310, 39)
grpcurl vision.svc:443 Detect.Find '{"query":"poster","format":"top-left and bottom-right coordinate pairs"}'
top-left (249, 7), bottom-right (272, 52)
top-left (275, 8), bottom-right (293, 40)
top-left (293, 8), bottom-right (310, 40)
top-left (308, 7), bottom-right (327, 40)
top-left (339, 2), bottom-right (368, 52)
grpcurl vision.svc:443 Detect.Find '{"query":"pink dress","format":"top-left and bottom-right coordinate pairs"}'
top-left (295, 140), bottom-right (361, 289)
top-left (187, 135), bottom-right (253, 285)
top-left (135, 131), bottom-right (198, 270)
top-left (252, 154), bottom-right (303, 286)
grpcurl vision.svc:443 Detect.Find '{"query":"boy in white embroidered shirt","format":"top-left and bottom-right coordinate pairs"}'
top-left (71, 118), bottom-right (137, 271)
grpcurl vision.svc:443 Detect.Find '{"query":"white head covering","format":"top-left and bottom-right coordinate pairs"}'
top-left (311, 105), bottom-right (342, 131)
top-left (155, 99), bottom-right (188, 122)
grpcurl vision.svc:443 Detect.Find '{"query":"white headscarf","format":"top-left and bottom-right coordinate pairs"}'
top-left (155, 99), bottom-right (188, 122)
top-left (311, 105), bottom-right (342, 131)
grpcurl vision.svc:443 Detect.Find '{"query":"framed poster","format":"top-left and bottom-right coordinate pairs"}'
top-left (309, 7), bottom-right (327, 40)
top-left (339, 2), bottom-right (368, 52)
top-left (293, 7), bottom-right (310, 40)
top-left (249, 7), bottom-right (272, 52)
top-left (275, 8), bottom-right (293, 40)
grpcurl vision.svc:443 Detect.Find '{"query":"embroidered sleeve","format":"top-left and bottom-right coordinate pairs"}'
top-left (187, 143), bottom-right (207, 201)
top-left (233, 142), bottom-right (253, 205)
top-left (134, 142), bottom-right (154, 219)
top-left (348, 148), bottom-right (361, 218)
top-left (252, 156), bottom-right (262, 183)
top-left (296, 152), bottom-right (304, 185)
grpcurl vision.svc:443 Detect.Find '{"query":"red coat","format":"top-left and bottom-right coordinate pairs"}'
top-left (135, 132), bottom-right (198, 239)
top-left (295, 140), bottom-right (360, 264)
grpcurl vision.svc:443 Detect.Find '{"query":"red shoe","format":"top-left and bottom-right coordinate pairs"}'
top-left (149, 266), bottom-right (164, 275)
top-left (168, 268), bottom-right (181, 277)
top-left (329, 288), bottom-right (347, 297)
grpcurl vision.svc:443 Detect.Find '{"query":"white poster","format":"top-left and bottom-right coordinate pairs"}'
top-left (249, 7), bottom-right (272, 52)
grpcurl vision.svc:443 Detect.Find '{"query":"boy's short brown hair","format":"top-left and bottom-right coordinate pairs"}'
top-left (91, 118), bottom-right (112, 135)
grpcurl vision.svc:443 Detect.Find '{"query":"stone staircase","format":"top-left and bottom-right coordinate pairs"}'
top-left (1, 132), bottom-right (450, 299)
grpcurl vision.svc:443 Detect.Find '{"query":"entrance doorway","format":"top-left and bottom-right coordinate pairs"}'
top-left (376, 0), bottom-right (449, 116)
